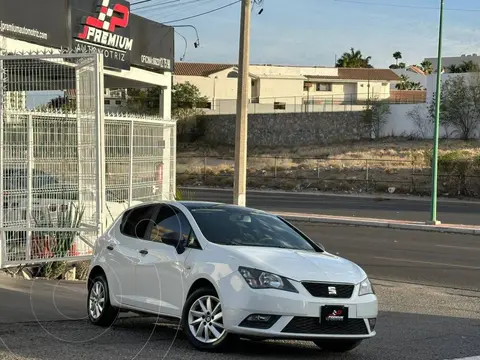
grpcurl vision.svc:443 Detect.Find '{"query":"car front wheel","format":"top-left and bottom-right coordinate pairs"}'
top-left (182, 287), bottom-right (236, 352)
top-left (87, 274), bottom-right (119, 326)
top-left (313, 339), bottom-right (363, 352)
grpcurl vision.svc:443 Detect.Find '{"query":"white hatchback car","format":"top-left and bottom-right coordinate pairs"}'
top-left (87, 201), bottom-right (378, 352)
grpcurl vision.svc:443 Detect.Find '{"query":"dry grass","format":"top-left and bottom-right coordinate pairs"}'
top-left (178, 137), bottom-right (480, 160)
top-left (176, 138), bottom-right (480, 196)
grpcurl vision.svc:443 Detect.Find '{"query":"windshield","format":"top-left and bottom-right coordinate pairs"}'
top-left (189, 206), bottom-right (318, 252)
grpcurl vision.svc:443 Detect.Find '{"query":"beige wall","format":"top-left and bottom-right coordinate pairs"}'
top-left (356, 81), bottom-right (390, 101)
top-left (303, 82), bottom-right (357, 102)
top-left (256, 78), bottom-right (304, 103)
top-left (174, 69), bottom-right (253, 101)
top-left (250, 65), bottom-right (337, 77)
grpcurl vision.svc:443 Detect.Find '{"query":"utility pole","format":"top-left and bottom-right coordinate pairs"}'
top-left (429, 0), bottom-right (444, 225)
top-left (233, 0), bottom-right (251, 206)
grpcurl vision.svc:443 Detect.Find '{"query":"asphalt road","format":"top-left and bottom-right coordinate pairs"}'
top-left (179, 187), bottom-right (480, 226)
top-left (1, 224), bottom-right (480, 359)
top-left (298, 223), bottom-right (480, 292)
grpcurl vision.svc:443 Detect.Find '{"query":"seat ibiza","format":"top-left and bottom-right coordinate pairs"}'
top-left (86, 201), bottom-right (377, 352)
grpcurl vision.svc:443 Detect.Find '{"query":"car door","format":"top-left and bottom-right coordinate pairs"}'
top-left (134, 204), bottom-right (196, 317)
top-left (105, 204), bottom-right (157, 307)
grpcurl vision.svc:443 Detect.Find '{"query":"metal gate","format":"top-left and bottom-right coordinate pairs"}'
top-left (0, 53), bottom-right (104, 267)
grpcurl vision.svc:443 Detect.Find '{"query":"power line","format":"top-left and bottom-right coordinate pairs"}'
top-left (134, 0), bottom-right (205, 13)
top-left (162, 0), bottom-right (241, 23)
top-left (138, 0), bottom-right (221, 20)
top-left (332, 0), bottom-right (480, 12)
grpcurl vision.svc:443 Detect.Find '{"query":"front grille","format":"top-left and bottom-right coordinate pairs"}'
top-left (282, 317), bottom-right (368, 335)
top-left (302, 282), bottom-right (354, 298)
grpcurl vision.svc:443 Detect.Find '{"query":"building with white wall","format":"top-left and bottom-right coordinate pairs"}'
top-left (423, 53), bottom-right (480, 72)
top-left (174, 62), bottom-right (401, 114)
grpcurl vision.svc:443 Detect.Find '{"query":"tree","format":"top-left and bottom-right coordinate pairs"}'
top-left (398, 62), bottom-right (406, 69)
top-left (125, 87), bottom-right (162, 115)
top-left (395, 74), bottom-right (423, 90)
top-left (393, 51), bottom-right (402, 65)
top-left (171, 82), bottom-right (208, 115)
top-left (420, 60), bottom-right (433, 75)
top-left (363, 96), bottom-right (391, 138)
top-left (447, 64), bottom-right (461, 73)
top-left (447, 61), bottom-right (480, 73)
top-left (429, 73), bottom-right (480, 140)
top-left (124, 82), bottom-right (208, 116)
top-left (171, 82), bottom-right (209, 140)
top-left (124, 82), bottom-right (208, 141)
top-left (336, 48), bottom-right (373, 68)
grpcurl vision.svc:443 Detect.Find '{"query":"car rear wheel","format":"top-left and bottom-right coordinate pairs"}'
top-left (182, 287), bottom-right (236, 352)
top-left (313, 339), bottom-right (363, 352)
top-left (87, 274), bottom-right (119, 327)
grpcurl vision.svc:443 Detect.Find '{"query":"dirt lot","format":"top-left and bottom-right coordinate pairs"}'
top-left (176, 138), bottom-right (480, 196)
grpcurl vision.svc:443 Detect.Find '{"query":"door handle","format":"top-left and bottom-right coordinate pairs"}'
top-left (106, 245), bottom-right (114, 251)
top-left (139, 249), bottom-right (149, 255)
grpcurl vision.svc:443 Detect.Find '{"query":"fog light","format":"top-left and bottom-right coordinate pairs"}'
top-left (247, 314), bottom-right (271, 322)
top-left (368, 318), bottom-right (376, 331)
top-left (239, 314), bottom-right (280, 329)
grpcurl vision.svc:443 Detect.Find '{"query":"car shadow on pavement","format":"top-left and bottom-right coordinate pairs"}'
top-left (1, 311), bottom-right (478, 360)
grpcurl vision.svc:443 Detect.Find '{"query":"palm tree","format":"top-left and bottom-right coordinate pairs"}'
top-left (395, 74), bottom-right (423, 90)
top-left (447, 64), bottom-right (461, 73)
top-left (393, 51), bottom-right (402, 65)
top-left (420, 60), bottom-right (433, 75)
top-left (336, 48), bottom-right (373, 68)
top-left (460, 60), bottom-right (479, 73)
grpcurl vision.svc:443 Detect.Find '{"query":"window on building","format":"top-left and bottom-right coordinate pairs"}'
top-left (303, 82), bottom-right (313, 91)
top-left (115, 100), bottom-right (122, 105)
top-left (104, 99), bottom-right (110, 105)
top-left (274, 102), bottom-right (286, 110)
top-left (316, 83), bottom-right (332, 91)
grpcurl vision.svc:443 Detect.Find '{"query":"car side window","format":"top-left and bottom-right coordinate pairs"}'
top-left (120, 205), bottom-right (157, 240)
top-left (150, 206), bottom-right (201, 249)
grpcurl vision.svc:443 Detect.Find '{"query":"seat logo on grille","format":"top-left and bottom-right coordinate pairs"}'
top-left (328, 286), bottom-right (337, 295)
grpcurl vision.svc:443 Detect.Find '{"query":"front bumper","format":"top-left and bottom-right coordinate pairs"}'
top-left (218, 272), bottom-right (378, 340)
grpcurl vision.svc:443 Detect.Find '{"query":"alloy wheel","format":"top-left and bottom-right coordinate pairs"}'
top-left (89, 281), bottom-right (106, 320)
top-left (188, 295), bottom-right (225, 344)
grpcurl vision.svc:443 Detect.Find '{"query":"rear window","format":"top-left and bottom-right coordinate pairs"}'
top-left (120, 205), bottom-right (157, 239)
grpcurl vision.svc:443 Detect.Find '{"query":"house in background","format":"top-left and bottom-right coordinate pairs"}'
top-left (390, 65), bottom-right (427, 89)
top-left (173, 62), bottom-right (402, 114)
top-left (423, 53), bottom-right (480, 72)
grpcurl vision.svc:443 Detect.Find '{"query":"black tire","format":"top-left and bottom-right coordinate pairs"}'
top-left (182, 287), bottom-right (237, 352)
top-left (313, 339), bottom-right (363, 353)
top-left (87, 274), bottom-right (119, 327)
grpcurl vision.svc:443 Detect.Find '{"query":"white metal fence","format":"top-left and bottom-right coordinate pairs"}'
top-left (0, 52), bottom-right (176, 268)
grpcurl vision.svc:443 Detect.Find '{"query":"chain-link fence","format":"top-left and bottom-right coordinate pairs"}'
top-left (0, 52), bottom-right (176, 268)
top-left (196, 92), bottom-right (427, 115)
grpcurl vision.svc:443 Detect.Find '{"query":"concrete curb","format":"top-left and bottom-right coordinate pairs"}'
top-left (177, 186), bottom-right (480, 205)
top-left (275, 213), bottom-right (480, 236)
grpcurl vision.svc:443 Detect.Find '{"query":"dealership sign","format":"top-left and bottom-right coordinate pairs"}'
top-left (73, 0), bottom-right (133, 70)
top-left (0, 0), bottom-right (174, 72)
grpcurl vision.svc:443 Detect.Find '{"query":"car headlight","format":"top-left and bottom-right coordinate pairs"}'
top-left (358, 278), bottom-right (374, 296)
top-left (238, 266), bottom-right (298, 293)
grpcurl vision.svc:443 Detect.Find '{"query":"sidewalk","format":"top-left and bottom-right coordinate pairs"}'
top-left (275, 211), bottom-right (480, 235)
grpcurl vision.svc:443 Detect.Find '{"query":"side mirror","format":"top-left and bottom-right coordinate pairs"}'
top-left (161, 231), bottom-right (186, 254)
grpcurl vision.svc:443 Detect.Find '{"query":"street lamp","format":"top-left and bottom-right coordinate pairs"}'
top-left (429, 0), bottom-right (445, 225)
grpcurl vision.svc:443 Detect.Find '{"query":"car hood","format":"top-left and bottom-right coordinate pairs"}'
top-left (227, 246), bottom-right (367, 284)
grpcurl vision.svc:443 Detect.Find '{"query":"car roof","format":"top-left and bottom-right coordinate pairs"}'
top-left (176, 201), bottom-right (269, 214)
top-left (127, 200), bottom-right (271, 216)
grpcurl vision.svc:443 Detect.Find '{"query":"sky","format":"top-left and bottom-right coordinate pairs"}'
top-left (132, 0), bottom-right (480, 69)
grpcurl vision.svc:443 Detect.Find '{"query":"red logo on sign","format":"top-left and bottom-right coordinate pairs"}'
top-left (78, 0), bottom-right (130, 39)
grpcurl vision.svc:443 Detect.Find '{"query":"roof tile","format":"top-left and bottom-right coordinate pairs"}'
top-left (174, 62), bottom-right (401, 81)
top-left (174, 62), bottom-right (233, 76)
